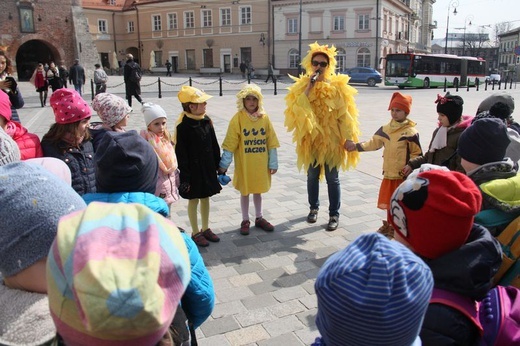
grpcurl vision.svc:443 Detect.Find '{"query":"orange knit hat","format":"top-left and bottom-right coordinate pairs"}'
top-left (388, 92), bottom-right (412, 115)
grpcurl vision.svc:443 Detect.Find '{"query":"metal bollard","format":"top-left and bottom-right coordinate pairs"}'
top-left (189, 77), bottom-right (192, 86)
top-left (475, 77), bottom-right (480, 91)
top-left (219, 76), bottom-right (223, 96)
top-left (467, 78), bottom-right (470, 91)
top-left (444, 78), bottom-right (447, 92)
top-left (274, 78), bottom-right (277, 96)
top-left (90, 79), bottom-right (95, 100)
top-left (158, 77), bottom-right (162, 98)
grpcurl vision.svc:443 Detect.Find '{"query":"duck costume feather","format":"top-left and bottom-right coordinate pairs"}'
top-left (284, 42), bottom-right (361, 177)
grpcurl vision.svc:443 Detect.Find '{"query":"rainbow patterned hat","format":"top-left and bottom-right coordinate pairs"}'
top-left (47, 202), bottom-right (191, 346)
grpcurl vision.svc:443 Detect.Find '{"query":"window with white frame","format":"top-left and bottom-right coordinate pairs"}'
top-left (220, 8), bottom-right (231, 26)
top-left (358, 14), bottom-right (369, 30)
top-left (336, 48), bottom-right (346, 70)
top-left (168, 13), bottom-right (177, 30)
top-left (98, 19), bottom-right (107, 33)
top-left (289, 49), bottom-right (299, 68)
top-left (333, 15), bottom-right (345, 31)
top-left (202, 9), bottom-right (212, 27)
top-left (287, 18), bottom-right (298, 33)
top-left (357, 47), bottom-right (371, 67)
top-left (128, 21), bottom-right (134, 33)
top-left (184, 11), bottom-right (194, 28)
top-left (153, 15), bottom-right (161, 31)
top-left (240, 6), bottom-right (251, 25)
top-left (108, 0), bottom-right (116, 5)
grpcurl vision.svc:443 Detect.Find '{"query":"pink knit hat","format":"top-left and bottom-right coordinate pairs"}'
top-left (50, 89), bottom-right (92, 124)
top-left (0, 90), bottom-right (12, 121)
top-left (92, 93), bottom-right (131, 128)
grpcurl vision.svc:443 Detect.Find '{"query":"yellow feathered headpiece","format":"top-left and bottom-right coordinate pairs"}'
top-left (301, 42), bottom-right (338, 77)
top-left (236, 84), bottom-right (266, 115)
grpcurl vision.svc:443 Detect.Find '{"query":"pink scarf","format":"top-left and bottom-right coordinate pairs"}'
top-left (140, 130), bottom-right (177, 174)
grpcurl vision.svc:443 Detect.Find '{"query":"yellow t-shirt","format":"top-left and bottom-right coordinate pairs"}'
top-left (222, 111), bottom-right (280, 195)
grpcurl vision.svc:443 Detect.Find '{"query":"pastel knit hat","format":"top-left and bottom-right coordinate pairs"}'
top-left (388, 92), bottom-right (412, 114)
top-left (389, 170), bottom-right (481, 259)
top-left (0, 127), bottom-right (20, 166)
top-left (25, 157), bottom-right (72, 185)
top-left (50, 89), bottom-right (92, 124)
top-left (47, 202), bottom-right (191, 346)
top-left (458, 118), bottom-right (510, 165)
top-left (0, 162), bottom-right (86, 277)
top-left (142, 102), bottom-right (168, 127)
top-left (92, 93), bottom-right (131, 128)
top-left (177, 86), bottom-right (212, 104)
top-left (0, 90), bottom-right (12, 121)
top-left (435, 92), bottom-right (464, 125)
top-left (95, 131), bottom-right (159, 193)
top-left (315, 233), bottom-right (433, 346)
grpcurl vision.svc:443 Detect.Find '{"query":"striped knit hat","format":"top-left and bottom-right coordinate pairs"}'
top-left (315, 233), bottom-right (433, 346)
top-left (47, 202), bottom-right (191, 346)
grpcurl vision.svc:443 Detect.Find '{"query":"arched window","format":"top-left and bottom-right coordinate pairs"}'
top-left (288, 49), bottom-right (299, 68)
top-left (336, 47), bottom-right (346, 71)
top-left (357, 47), bottom-right (371, 67)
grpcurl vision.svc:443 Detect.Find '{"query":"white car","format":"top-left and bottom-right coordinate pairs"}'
top-left (485, 73), bottom-right (501, 84)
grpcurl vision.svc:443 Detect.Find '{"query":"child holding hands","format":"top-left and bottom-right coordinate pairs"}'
top-left (175, 86), bottom-right (222, 247)
top-left (140, 102), bottom-right (180, 207)
top-left (346, 92), bottom-right (421, 237)
top-left (219, 85), bottom-right (280, 235)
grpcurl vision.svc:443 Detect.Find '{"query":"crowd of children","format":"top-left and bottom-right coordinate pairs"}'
top-left (1, 42), bottom-right (519, 345)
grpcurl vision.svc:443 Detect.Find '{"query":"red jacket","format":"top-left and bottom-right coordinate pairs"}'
top-left (5, 121), bottom-right (43, 160)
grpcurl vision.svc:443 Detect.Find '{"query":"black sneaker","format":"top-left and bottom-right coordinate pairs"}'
top-left (327, 216), bottom-right (339, 231)
top-left (307, 209), bottom-right (318, 223)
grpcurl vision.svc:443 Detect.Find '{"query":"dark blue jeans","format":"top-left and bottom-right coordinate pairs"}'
top-left (307, 163), bottom-right (340, 217)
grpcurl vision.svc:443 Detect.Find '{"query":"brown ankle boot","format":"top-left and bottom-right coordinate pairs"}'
top-left (377, 220), bottom-right (395, 239)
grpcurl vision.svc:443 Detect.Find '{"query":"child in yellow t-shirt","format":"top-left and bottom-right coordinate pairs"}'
top-left (219, 85), bottom-right (280, 235)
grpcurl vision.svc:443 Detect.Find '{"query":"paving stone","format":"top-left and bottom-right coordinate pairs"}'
top-left (234, 261), bottom-right (265, 275)
top-left (197, 334), bottom-right (231, 346)
top-left (272, 286), bottom-right (309, 303)
top-left (263, 315), bottom-right (306, 337)
top-left (257, 333), bottom-right (306, 346)
top-left (216, 286), bottom-right (255, 303)
top-left (224, 325), bottom-right (270, 345)
top-left (235, 307), bottom-right (276, 327)
top-left (268, 299), bottom-right (307, 318)
top-left (241, 293), bottom-right (279, 310)
top-left (229, 272), bottom-right (263, 287)
top-left (212, 300), bottom-right (248, 319)
top-left (200, 316), bottom-right (241, 337)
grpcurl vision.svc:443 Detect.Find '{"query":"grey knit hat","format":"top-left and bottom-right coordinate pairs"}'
top-left (0, 127), bottom-right (20, 166)
top-left (0, 162), bottom-right (86, 277)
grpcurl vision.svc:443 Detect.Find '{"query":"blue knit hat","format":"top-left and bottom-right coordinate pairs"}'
top-left (315, 233), bottom-right (434, 346)
top-left (0, 162), bottom-right (86, 277)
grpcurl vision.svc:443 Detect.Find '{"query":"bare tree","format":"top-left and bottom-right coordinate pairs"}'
top-left (492, 22), bottom-right (514, 45)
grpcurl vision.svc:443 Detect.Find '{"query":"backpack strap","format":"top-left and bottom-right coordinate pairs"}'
top-left (430, 288), bottom-right (483, 334)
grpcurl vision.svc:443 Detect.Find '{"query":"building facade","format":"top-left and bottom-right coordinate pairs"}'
top-left (272, 0), bottom-right (436, 75)
top-left (82, 0), bottom-right (271, 74)
top-left (498, 27), bottom-right (520, 80)
top-left (0, 0), bottom-right (98, 80)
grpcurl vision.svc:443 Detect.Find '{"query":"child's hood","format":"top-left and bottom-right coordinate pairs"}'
top-left (236, 84), bottom-right (266, 115)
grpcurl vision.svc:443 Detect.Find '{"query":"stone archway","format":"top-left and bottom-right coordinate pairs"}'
top-left (16, 40), bottom-right (60, 81)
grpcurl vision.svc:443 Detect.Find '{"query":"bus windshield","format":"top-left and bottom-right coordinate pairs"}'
top-left (385, 55), bottom-right (411, 77)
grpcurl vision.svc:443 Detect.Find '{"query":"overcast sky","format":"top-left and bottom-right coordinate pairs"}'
top-left (431, 0), bottom-right (520, 41)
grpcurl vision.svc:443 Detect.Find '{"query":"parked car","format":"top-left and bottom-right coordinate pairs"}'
top-left (485, 73), bottom-right (501, 84)
top-left (342, 67), bottom-right (382, 87)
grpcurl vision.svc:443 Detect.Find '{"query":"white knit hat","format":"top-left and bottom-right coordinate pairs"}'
top-left (142, 102), bottom-right (167, 126)
top-left (0, 127), bottom-right (20, 166)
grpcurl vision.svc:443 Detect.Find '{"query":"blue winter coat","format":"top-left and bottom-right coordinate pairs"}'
top-left (82, 191), bottom-right (215, 329)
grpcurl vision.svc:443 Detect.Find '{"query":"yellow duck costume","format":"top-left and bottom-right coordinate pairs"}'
top-left (284, 42), bottom-right (361, 176)
top-left (222, 85), bottom-right (280, 195)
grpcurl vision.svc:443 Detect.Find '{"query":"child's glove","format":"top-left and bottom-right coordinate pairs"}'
top-left (217, 173), bottom-right (231, 186)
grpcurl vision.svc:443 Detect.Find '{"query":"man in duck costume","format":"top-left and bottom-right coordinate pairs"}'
top-left (284, 42), bottom-right (360, 231)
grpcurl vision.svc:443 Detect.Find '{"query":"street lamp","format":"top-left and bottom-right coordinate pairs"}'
top-left (461, 15), bottom-right (473, 56)
top-left (444, 0), bottom-right (459, 54)
top-left (297, 0), bottom-right (302, 75)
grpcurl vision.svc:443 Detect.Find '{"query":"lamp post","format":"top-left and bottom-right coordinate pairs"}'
top-left (444, 0), bottom-right (459, 54)
top-left (461, 15), bottom-right (473, 56)
top-left (297, 0), bottom-right (302, 75)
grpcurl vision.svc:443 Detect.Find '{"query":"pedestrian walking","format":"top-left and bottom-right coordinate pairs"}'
top-left (123, 54), bottom-right (143, 107)
top-left (93, 63), bottom-right (108, 95)
top-left (165, 60), bottom-right (172, 76)
top-left (68, 58), bottom-right (86, 96)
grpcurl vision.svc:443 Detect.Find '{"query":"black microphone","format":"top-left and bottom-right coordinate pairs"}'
top-left (311, 69), bottom-right (321, 83)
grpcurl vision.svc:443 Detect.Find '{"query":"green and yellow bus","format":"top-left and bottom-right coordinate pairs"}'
top-left (384, 53), bottom-right (487, 89)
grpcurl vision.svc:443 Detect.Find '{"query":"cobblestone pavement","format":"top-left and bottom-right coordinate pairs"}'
top-left (17, 75), bottom-right (519, 345)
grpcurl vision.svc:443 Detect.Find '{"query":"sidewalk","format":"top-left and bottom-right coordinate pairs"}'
top-left (16, 78), bottom-right (520, 345)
